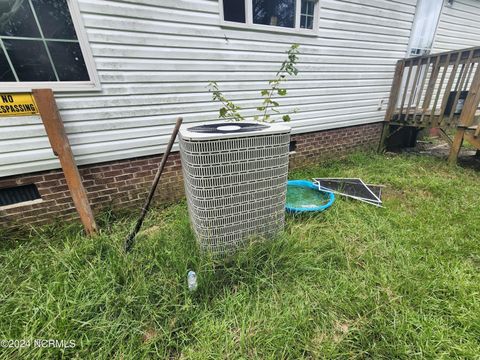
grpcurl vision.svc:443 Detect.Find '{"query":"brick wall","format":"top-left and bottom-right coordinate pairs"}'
top-left (0, 153), bottom-right (184, 229)
top-left (0, 122), bottom-right (382, 230)
top-left (289, 122), bottom-right (382, 169)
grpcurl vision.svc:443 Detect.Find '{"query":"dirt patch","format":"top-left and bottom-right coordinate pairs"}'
top-left (142, 328), bottom-right (158, 343)
top-left (138, 225), bottom-right (161, 237)
top-left (382, 188), bottom-right (406, 201)
top-left (398, 137), bottom-right (480, 171)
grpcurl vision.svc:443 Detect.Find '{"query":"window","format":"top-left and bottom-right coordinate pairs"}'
top-left (300, 0), bottom-right (315, 29)
top-left (0, 0), bottom-right (99, 91)
top-left (253, 0), bottom-right (296, 28)
top-left (220, 0), bottom-right (319, 33)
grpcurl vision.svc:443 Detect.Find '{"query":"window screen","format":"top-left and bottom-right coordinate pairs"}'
top-left (0, 0), bottom-right (90, 83)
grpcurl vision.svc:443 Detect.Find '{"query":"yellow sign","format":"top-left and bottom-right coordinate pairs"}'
top-left (0, 93), bottom-right (39, 117)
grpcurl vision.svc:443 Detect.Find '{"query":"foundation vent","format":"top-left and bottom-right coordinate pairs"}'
top-left (0, 184), bottom-right (41, 207)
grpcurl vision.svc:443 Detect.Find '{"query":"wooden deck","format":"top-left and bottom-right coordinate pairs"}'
top-left (468, 124), bottom-right (479, 136)
top-left (390, 109), bottom-right (480, 128)
top-left (380, 46), bottom-right (480, 163)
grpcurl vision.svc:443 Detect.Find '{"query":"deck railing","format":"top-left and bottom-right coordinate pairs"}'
top-left (386, 46), bottom-right (480, 130)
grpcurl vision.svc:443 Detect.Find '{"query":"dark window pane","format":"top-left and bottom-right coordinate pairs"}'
top-left (308, 0), bottom-right (314, 14)
top-left (0, 45), bottom-right (16, 81)
top-left (308, 16), bottom-right (313, 29)
top-left (223, 0), bottom-right (246, 23)
top-left (300, 15), bottom-right (314, 29)
top-left (301, 0), bottom-right (315, 29)
top-left (253, 0), bottom-right (295, 28)
top-left (3, 39), bottom-right (56, 81)
top-left (31, 0), bottom-right (77, 39)
top-left (0, 0), bottom-right (40, 37)
top-left (47, 41), bottom-right (89, 81)
top-left (302, 0), bottom-right (314, 15)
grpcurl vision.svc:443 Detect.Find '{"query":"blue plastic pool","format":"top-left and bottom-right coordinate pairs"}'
top-left (286, 180), bottom-right (335, 213)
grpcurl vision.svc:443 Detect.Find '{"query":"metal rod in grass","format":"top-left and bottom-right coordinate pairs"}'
top-left (124, 117), bottom-right (183, 252)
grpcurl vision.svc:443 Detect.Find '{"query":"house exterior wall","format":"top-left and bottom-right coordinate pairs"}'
top-left (0, 122), bottom-right (382, 230)
top-left (0, 0), bottom-right (416, 178)
top-left (431, 0), bottom-right (480, 53)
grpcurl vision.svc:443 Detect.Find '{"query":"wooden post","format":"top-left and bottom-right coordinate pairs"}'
top-left (448, 128), bottom-right (465, 165)
top-left (438, 52), bottom-right (462, 123)
top-left (420, 55), bottom-right (441, 126)
top-left (378, 60), bottom-right (405, 152)
top-left (33, 89), bottom-right (97, 235)
top-left (448, 63), bottom-right (480, 165)
top-left (405, 57), bottom-right (423, 123)
top-left (398, 60), bottom-right (412, 118)
top-left (428, 54), bottom-right (450, 127)
top-left (447, 50), bottom-right (473, 126)
top-left (412, 57), bottom-right (431, 124)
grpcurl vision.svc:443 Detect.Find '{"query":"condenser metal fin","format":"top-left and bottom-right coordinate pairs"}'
top-left (179, 121), bottom-right (291, 257)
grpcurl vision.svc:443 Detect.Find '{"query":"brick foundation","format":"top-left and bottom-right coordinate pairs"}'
top-left (0, 122), bottom-right (382, 230)
top-left (289, 122), bottom-right (382, 168)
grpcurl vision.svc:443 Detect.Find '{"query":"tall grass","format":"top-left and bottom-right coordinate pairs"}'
top-left (0, 152), bottom-right (479, 358)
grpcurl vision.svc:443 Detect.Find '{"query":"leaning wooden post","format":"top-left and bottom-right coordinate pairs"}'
top-left (33, 89), bottom-right (97, 235)
top-left (448, 63), bottom-right (480, 165)
top-left (378, 59), bottom-right (405, 152)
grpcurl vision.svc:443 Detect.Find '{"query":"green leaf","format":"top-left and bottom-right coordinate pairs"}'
top-left (261, 89), bottom-right (269, 96)
top-left (282, 115), bottom-right (291, 122)
top-left (219, 108), bottom-right (227, 117)
top-left (278, 89), bottom-right (287, 96)
top-left (257, 106), bottom-right (265, 111)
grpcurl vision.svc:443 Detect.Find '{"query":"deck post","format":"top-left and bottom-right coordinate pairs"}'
top-left (33, 89), bottom-right (98, 235)
top-left (378, 60), bottom-right (405, 152)
top-left (448, 129), bottom-right (465, 165)
top-left (448, 63), bottom-right (480, 164)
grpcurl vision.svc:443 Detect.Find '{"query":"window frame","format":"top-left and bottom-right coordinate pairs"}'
top-left (219, 0), bottom-right (320, 36)
top-left (0, 0), bottom-right (100, 92)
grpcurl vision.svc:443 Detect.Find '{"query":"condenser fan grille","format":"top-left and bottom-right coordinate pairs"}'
top-left (180, 129), bottom-right (290, 257)
top-left (188, 122), bottom-right (269, 134)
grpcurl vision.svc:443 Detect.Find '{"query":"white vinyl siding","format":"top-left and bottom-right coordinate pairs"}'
top-left (0, 0), bottom-right (416, 177)
top-left (431, 0), bottom-right (480, 53)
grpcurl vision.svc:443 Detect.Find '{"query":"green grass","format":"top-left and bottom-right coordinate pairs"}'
top-left (1, 152), bottom-right (479, 359)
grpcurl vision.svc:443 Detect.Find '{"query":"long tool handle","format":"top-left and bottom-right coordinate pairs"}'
top-left (124, 117), bottom-right (183, 252)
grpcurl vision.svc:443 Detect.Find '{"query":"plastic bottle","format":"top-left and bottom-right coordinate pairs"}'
top-left (187, 270), bottom-right (197, 292)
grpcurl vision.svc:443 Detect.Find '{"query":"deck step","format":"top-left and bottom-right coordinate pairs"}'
top-left (464, 133), bottom-right (480, 150)
top-left (467, 124), bottom-right (479, 138)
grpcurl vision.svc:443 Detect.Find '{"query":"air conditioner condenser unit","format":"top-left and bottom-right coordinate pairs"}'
top-left (179, 121), bottom-right (291, 257)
